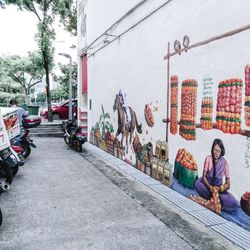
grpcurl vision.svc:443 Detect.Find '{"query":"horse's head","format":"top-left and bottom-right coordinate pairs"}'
top-left (113, 94), bottom-right (119, 112)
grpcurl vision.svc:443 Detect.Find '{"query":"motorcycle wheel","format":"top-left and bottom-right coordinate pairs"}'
top-left (0, 208), bottom-right (2, 226)
top-left (12, 166), bottom-right (19, 177)
top-left (64, 135), bottom-right (70, 145)
top-left (20, 141), bottom-right (31, 158)
top-left (0, 164), bottom-right (13, 185)
top-left (76, 142), bottom-right (82, 153)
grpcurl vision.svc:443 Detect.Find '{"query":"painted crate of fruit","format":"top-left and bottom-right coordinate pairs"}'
top-left (216, 78), bottom-right (243, 134)
top-left (174, 148), bottom-right (198, 188)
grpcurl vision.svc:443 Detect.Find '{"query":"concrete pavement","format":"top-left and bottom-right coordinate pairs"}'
top-left (0, 138), bottom-right (239, 250)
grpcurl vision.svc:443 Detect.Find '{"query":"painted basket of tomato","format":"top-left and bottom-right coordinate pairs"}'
top-left (174, 161), bottom-right (198, 188)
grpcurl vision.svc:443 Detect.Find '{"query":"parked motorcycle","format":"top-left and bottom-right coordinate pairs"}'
top-left (13, 116), bottom-right (41, 158)
top-left (10, 146), bottom-right (25, 176)
top-left (18, 129), bottom-right (36, 158)
top-left (63, 120), bottom-right (87, 152)
top-left (0, 144), bottom-right (23, 181)
top-left (0, 148), bottom-right (13, 192)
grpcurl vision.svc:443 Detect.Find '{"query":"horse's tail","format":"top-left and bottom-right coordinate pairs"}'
top-left (134, 112), bottom-right (142, 134)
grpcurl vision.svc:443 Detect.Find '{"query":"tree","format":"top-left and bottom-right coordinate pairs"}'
top-left (51, 86), bottom-right (66, 102)
top-left (54, 0), bottom-right (77, 36)
top-left (36, 92), bottom-right (46, 103)
top-left (0, 61), bottom-right (24, 106)
top-left (8, 0), bottom-right (76, 121)
top-left (57, 62), bottom-right (77, 99)
top-left (0, 54), bottom-right (43, 104)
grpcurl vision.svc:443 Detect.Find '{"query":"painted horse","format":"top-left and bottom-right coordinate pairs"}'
top-left (113, 94), bottom-right (142, 151)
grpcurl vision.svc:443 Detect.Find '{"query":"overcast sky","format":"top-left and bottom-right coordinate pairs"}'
top-left (0, 5), bottom-right (76, 63)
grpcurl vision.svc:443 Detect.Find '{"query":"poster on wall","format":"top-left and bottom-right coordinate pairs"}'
top-left (0, 110), bottom-right (11, 151)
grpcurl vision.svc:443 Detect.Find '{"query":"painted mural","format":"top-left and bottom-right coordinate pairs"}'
top-left (90, 29), bottom-right (250, 232)
top-left (168, 73), bottom-right (250, 228)
top-left (165, 28), bottom-right (250, 230)
top-left (113, 90), bottom-right (142, 153)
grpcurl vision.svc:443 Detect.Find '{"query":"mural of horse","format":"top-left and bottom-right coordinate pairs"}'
top-left (113, 94), bottom-right (142, 151)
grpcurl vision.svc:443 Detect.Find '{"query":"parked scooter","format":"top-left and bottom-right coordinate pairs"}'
top-left (18, 129), bottom-right (36, 158)
top-left (13, 116), bottom-right (41, 158)
top-left (0, 145), bottom-right (23, 181)
top-left (0, 148), bottom-right (13, 192)
top-left (9, 146), bottom-right (25, 176)
top-left (63, 120), bottom-right (87, 152)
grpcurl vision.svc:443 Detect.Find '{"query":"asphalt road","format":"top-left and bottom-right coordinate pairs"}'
top-left (0, 138), bottom-right (238, 250)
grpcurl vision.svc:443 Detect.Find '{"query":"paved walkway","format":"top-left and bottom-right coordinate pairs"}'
top-left (0, 138), bottom-right (240, 250)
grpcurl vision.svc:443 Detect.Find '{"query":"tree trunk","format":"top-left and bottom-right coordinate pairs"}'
top-left (24, 88), bottom-right (29, 106)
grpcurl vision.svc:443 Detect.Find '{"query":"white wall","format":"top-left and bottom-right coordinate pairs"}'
top-left (84, 0), bottom-right (142, 45)
top-left (80, 0), bottom-right (250, 199)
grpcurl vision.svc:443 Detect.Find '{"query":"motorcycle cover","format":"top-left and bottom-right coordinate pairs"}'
top-left (22, 116), bottom-right (41, 128)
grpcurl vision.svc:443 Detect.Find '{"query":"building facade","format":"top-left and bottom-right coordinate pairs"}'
top-left (77, 0), bottom-right (250, 230)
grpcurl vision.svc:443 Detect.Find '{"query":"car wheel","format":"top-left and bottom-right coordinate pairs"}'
top-left (52, 113), bottom-right (61, 120)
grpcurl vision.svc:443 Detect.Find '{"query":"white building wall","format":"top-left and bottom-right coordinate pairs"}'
top-left (78, 0), bottom-right (250, 201)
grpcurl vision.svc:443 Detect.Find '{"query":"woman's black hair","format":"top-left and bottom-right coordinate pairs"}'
top-left (211, 138), bottom-right (225, 157)
top-left (211, 139), bottom-right (225, 181)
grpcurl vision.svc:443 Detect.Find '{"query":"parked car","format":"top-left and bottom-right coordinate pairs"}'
top-left (40, 100), bottom-right (78, 120)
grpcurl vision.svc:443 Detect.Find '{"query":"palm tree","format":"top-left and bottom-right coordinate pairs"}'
top-left (100, 105), bottom-right (114, 139)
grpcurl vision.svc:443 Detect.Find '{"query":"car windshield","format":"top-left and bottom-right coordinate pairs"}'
top-left (56, 100), bottom-right (77, 106)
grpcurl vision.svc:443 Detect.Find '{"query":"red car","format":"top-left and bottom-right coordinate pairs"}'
top-left (41, 100), bottom-right (78, 120)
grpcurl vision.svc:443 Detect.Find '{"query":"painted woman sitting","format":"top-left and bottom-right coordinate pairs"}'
top-left (195, 139), bottom-right (239, 213)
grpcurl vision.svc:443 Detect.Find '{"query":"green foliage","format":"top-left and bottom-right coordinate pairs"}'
top-left (92, 105), bottom-right (114, 137)
top-left (56, 62), bottom-right (77, 99)
top-left (36, 92), bottom-right (46, 103)
top-left (50, 85), bottom-right (67, 101)
top-left (99, 105), bottom-right (113, 138)
top-left (0, 82), bottom-right (21, 94)
top-left (53, 0), bottom-right (77, 36)
top-left (7, 0), bottom-right (77, 120)
top-left (95, 121), bottom-right (100, 131)
top-left (0, 53), bottom-right (43, 103)
top-left (8, 0), bottom-right (61, 120)
top-left (0, 38), bottom-right (26, 106)
top-left (35, 16), bottom-right (55, 71)
top-left (7, 0), bottom-right (77, 36)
